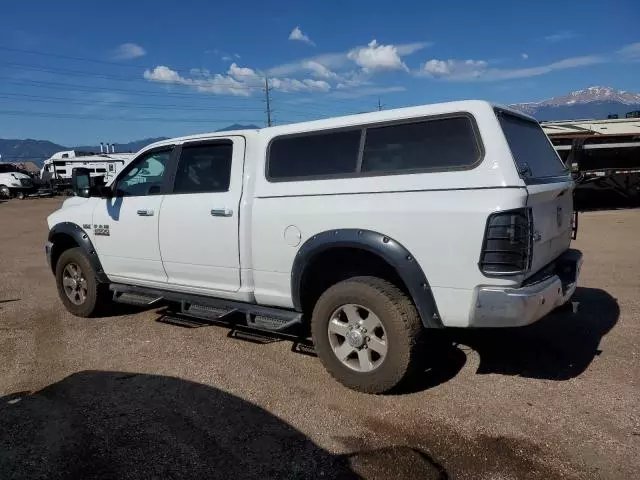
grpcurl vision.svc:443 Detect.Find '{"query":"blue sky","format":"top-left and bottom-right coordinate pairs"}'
top-left (0, 0), bottom-right (638, 147)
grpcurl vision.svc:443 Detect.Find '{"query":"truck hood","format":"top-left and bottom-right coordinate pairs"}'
top-left (46, 196), bottom-right (96, 230)
top-left (12, 172), bottom-right (31, 180)
top-left (0, 172), bottom-right (31, 181)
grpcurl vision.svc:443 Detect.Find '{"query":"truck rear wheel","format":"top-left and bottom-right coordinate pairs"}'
top-left (55, 247), bottom-right (109, 317)
top-left (311, 276), bottom-right (425, 394)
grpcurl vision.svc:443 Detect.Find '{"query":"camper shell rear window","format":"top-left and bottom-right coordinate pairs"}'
top-left (496, 110), bottom-right (569, 180)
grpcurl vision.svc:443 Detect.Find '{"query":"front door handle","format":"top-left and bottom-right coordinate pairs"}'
top-left (137, 209), bottom-right (155, 216)
top-left (211, 208), bottom-right (233, 217)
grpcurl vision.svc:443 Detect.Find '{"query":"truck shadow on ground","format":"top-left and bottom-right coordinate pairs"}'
top-left (144, 287), bottom-right (618, 394)
top-left (437, 286), bottom-right (619, 382)
top-left (0, 371), bottom-right (448, 480)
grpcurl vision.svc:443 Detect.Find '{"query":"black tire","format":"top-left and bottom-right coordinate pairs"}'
top-left (311, 276), bottom-right (426, 394)
top-left (15, 191), bottom-right (25, 200)
top-left (55, 247), bottom-right (110, 317)
top-left (0, 185), bottom-right (10, 198)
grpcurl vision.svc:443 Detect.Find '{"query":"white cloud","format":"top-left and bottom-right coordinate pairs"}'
top-left (269, 40), bottom-right (429, 77)
top-left (422, 59), bottom-right (488, 79)
top-left (144, 65), bottom-right (182, 83)
top-left (143, 63), bottom-right (330, 96)
top-left (542, 31), bottom-right (578, 43)
top-left (268, 52), bottom-right (348, 76)
top-left (329, 86), bottom-right (406, 99)
top-left (302, 60), bottom-right (339, 79)
top-left (222, 56), bottom-right (232, 61)
top-left (521, 53), bottom-right (529, 60)
top-left (80, 92), bottom-right (129, 114)
top-left (336, 71), bottom-right (373, 89)
top-left (144, 65), bottom-right (253, 96)
top-left (289, 26), bottom-right (315, 46)
top-left (395, 42), bottom-right (432, 55)
top-left (618, 42), bottom-right (640, 58)
top-left (348, 40), bottom-right (408, 72)
top-left (486, 55), bottom-right (604, 80)
top-left (271, 77), bottom-right (330, 93)
top-left (419, 54), bottom-right (605, 82)
top-left (112, 43), bottom-right (146, 60)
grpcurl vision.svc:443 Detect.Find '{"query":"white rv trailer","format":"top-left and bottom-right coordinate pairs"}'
top-left (541, 116), bottom-right (640, 206)
top-left (41, 150), bottom-right (135, 191)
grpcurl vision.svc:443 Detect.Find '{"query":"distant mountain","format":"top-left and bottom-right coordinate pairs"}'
top-left (215, 123), bottom-right (260, 132)
top-left (510, 86), bottom-right (640, 121)
top-left (0, 123), bottom-right (261, 166)
top-left (0, 139), bottom-right (66, 163)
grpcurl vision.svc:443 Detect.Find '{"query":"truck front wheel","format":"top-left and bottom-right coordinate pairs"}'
top-left (311, 276), bottom-right (426, 394)
top-left (55, 247), bottom-right (110, 317)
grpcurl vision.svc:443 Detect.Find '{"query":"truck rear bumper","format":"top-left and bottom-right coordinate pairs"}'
top-left (470, 249), bottom-right (583, 327)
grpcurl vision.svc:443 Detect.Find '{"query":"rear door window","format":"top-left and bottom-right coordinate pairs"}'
top-left (173, 142), bottom-right (233, 194)
top-left (497, 111), bottom-right (568, 179)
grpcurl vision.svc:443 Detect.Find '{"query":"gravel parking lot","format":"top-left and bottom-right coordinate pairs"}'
top-left (0, 197), bottom-right (638, 479)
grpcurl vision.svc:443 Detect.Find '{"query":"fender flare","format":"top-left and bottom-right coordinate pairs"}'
top-left (291, 229), bottom-right (443, 329)
top-left (48, 222), bottom-right (109, 283)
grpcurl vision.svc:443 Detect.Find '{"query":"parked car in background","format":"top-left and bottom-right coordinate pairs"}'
top-left (0, 163), bottom-right (37, 199)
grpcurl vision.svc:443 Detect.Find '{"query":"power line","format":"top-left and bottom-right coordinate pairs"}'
top-left (0, 45), bottom-right (242, 73)
top-left (0, 90), bottom-right (366, 119)
top-left (0, 60), bottom-right (269, 80)
top-left (0, 109), bottom-right (263, 123)
top-left (0, 76), bottom-right (263, 99)
top-left (0, 92), bottom-right (265, 111)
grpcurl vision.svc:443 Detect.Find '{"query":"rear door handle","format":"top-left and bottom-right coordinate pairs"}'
top-left (137, 209), bottom-right (154, 216)
top-left (210, 208), bottom-right (233, 217)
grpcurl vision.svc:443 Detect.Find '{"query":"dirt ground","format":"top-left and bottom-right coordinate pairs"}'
top-left (0, 197), bottom-right (638, 479)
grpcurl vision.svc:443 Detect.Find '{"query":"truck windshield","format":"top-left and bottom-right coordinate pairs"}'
top-left (497, 111), bottom-right (568, 179)
top-left (0, 164), bottom-right (19, 173)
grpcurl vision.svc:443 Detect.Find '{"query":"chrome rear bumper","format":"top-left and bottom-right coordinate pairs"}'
top-left (471, 249), bottom-right (583, 327)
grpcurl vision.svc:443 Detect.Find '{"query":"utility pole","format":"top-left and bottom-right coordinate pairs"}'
top-left (377, 97), bottom-right (383, 111)
top-left (264, 76), bottom-right (273, 127)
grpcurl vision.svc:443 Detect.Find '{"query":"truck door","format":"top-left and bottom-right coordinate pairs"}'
top-left (92, 147), bottom-right (174, 284)
top-left (158, 137), bottom-right (245, 293)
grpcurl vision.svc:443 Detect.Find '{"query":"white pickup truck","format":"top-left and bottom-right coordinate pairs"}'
top-left (45, 100), bottom-right (582, 393)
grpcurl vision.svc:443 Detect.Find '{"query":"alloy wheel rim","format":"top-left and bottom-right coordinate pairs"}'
top-left (62, 262), bottom-right (88, 305)
top-left (327, 304), bottom-right (388, 372)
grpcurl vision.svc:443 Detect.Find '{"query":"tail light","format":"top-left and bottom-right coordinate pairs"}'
top-left (479, 208), bottom-right (533, 275)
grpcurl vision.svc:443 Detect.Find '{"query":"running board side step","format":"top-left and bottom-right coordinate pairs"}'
top-left (113, 291), bottom-right (163, 307)
top-left (109, 283), bottom-right (302, 332)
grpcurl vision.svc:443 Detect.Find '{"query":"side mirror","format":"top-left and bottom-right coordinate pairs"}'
top-left (72, 169), bottom-right (113, 198)
top-left (72, 168), bottom-right (91, 198)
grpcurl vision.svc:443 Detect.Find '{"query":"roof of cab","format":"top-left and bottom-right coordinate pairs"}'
top-left (141, 100), bottom-right (534, 153)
